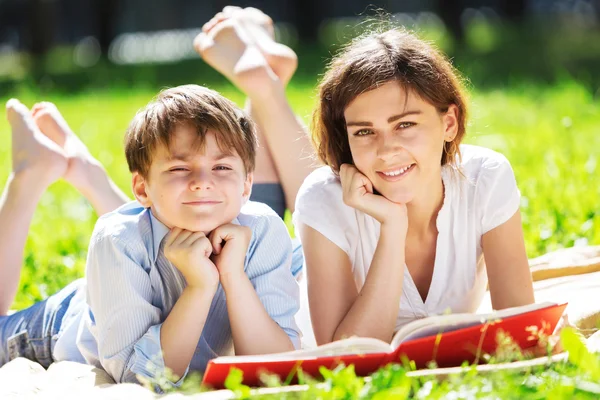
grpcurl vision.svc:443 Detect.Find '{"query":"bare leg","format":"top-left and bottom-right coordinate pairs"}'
top-left (195, 9), bottom-right (313, 212)
top-left (0, 99), bottom-right (69, 315)
top-left (31, 102), bottom-right (129, 216)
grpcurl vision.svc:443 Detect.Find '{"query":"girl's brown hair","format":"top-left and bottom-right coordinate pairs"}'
top-left (312, 28), bottom-right (468, 173)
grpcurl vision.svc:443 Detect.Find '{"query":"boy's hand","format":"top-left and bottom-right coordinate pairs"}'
top-left (164, 228), bottom-right (219, 291)
top-left (209, 223), bottom-right (252, 282)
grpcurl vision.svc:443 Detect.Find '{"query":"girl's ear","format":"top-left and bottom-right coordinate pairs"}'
top-left (242, 172), bottom-right (254, 203)
top-left (132, 172), bottom-right (152, 208)
top-left (443, 104), bottom-right (459, 142)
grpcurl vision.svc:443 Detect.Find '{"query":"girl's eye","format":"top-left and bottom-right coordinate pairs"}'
top-left (353, 129), bottom-right (373, 137)
top-left (397, 122), bottom-right (416, 129)
top-left (214, 165), bottom-right (232, 171)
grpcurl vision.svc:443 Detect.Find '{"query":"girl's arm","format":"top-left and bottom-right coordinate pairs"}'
top-left (299, 221), bottom-right (406, 345)
top-left (482, 210), bottom-right (535, 310)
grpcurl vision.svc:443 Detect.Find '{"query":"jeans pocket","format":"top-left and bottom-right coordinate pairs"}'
top-left (7, 330), bottom-right (36, 362)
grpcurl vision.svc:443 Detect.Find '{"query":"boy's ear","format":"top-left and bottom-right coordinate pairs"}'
top-left (242, 172), bottom-right (254, 203)
top-left (443, 104), bottom-right (459, 142)
top-left (132, 172), bottom-right (152, 208)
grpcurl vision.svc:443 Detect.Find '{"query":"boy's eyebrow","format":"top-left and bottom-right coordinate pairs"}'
top-left (346, 110), bottom-right (422, 127)
top-left (166, 153), bottom-right (193, 162)
top-left (165, 152), bottom-right (235, 162)
top-left (214, 152), bottom-right (235, 161)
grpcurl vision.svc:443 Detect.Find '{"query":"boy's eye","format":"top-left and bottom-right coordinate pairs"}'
top-left (214, 165), bottom-right (232, 171)
top-left (397, 122), bottom-right (416, 129)
top-left (353, 129), bottom-right (373, 137)
top-left (169, 167), bottom-right (189, 172)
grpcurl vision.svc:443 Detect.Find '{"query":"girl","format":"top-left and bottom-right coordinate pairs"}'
top-left (293, 28), bottom-right (536, 345)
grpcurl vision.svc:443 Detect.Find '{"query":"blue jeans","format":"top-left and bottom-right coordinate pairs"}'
top-left (0, 279), bottom-right (82, 368)
top-left (251, 183), bottom-right (304, 277)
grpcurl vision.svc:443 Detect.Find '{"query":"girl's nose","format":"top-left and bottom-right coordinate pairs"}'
top-left (377, 134), bottom-right (403, 160)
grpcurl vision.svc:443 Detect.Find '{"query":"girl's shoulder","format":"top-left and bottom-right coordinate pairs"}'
top-left (456, 144), bottom-right (514, 183)
top-left (449, 145), bottom-right (520, 234)
top-left (295, 166), bottom-right (344, 207)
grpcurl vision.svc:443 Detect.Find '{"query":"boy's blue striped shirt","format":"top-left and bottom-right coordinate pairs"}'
top-left (54, 200), bottom-right (301, 386)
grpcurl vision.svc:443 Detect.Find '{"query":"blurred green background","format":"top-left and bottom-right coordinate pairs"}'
top-left (1, 5), bottom-right (599, 309)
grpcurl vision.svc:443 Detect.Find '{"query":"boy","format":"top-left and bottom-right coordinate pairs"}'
top-left (0, 85), bottom-right (301, 387)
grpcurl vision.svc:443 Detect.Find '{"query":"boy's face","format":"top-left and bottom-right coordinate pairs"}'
top-left (132, 123), bottom-right (253, 233)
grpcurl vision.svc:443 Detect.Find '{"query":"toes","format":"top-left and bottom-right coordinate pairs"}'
top-left (203, 13), bottom-right (229, 33)
top-left (31, 103), bottom-right (44, 117)
top-left (31, 101), bottom-right (58, 119)
top-left (193, 32), bottom-right (211, 54)
top-left (244, 7), bottom-right (271, 23)
top-left (6, 99), bottom-right (32, 126)
top-left (222, 6), bottom-right (242, 17)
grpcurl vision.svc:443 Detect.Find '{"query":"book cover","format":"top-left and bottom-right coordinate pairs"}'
top-left (202, 302), bottom-right (567, 388)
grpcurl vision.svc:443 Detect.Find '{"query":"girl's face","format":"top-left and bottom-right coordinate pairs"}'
top-left (344, 80), bottom-right (458, 204)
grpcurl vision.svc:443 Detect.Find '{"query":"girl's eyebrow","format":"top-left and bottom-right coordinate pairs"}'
top-left (346, 110), bottom-right (422, 127)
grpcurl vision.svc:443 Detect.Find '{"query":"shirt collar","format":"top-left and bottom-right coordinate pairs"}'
top-left (148, 209), bottom-right (171, 263)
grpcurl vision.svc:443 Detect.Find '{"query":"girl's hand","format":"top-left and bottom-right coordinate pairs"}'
top-left (340, 164), bottom-right (408, 234)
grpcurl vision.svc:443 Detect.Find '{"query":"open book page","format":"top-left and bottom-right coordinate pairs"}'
top-left (390, 301), bottom-right (558, 349)
top-left (211, 337), bottom-right (392, 365)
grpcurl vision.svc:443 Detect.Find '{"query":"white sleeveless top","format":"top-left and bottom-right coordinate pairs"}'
top-left (293, 145), bottom-right (521, 331)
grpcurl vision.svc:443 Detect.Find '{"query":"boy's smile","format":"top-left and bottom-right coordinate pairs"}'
top-left (132, 123), bottom-right (253, 233)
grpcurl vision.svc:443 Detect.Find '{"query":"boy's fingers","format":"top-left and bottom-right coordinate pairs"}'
top-left (209, 227), bottom-right (225, 254)
top-left (181, 231), bottom-right (205, 246)
top-left (172, 230), bottom-right (193, 246)
top-left (192, 235), bottom-right (213, 258)
top-left (164, 227), bottom-right (182, 247)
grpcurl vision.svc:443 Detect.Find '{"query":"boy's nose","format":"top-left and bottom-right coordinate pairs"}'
top-left (189, 172), bottom-right (213, 191)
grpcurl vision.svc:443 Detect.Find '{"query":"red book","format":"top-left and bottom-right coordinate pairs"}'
top-left (202, 302), bottom-right (567, 388)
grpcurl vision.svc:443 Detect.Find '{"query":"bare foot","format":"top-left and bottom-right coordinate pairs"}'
top-left (201, 7), bottom-right (297, 87)
top-left (194, 17), bottom-right (277, 99)
top-left (31, 102), bottom-right (104, 193)
top-left (6, 99), bottom-right (67, 186)
top-left (229, 7), bottom-right (297, 86)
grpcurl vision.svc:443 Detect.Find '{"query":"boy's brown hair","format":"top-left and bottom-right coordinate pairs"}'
top-left (312, 28), bottom-right (469, 173)
top-left (125, 84), bottom-right (257, 178)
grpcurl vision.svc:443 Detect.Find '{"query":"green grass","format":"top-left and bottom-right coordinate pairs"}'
top-left (1, 79), bottom-right (598, 309)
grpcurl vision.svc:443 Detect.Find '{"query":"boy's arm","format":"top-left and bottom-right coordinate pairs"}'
top-left (210, 215), bottom-right (301, 355)
top-left (160, 229), bottom-right (219, 377)
top-left (86, 230), bottom-right (215, 386)
top-left (221, 272), bottom-right (297, 355)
